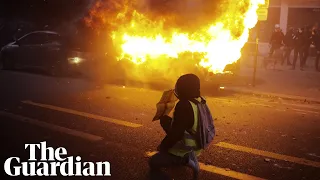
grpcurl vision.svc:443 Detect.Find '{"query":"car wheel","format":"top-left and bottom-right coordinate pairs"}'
top-left (48, 66), bottom-right (59, 77)
top-left (48, 63), bottom-right (67, 77)
top-left (2, 55), bottom-right (15, 70)
top-left (0, 58), bottom-right (3, 70)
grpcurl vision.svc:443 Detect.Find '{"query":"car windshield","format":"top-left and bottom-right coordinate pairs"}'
top-left (19, 32), bottom-right (62, 45)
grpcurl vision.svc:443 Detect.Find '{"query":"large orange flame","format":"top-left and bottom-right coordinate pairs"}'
top-left (85, 0), bottom-right (265, 79)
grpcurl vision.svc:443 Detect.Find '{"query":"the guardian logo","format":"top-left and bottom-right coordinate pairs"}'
top-left (4, 141), bottom-right (111, 177)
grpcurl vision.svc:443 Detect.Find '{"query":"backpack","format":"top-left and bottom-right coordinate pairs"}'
top-left (190, 97), bottom-right (215, 149)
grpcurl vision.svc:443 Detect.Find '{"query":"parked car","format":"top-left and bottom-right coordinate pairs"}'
top-left (0, 31), bottom-right (92, 76)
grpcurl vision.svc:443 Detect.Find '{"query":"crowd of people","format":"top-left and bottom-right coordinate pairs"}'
top-left (269, 24), bottom-right (320, 71)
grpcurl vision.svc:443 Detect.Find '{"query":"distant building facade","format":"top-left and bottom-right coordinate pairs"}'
top-left (259, 0), bottom-right (320, 42)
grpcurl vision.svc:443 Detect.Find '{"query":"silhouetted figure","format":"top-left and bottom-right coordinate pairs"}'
top-left (292, 28), bottom-right (305, 70)
top-left (149, 74), bottom-right (215, 180)
top-left (269, 24), bottom-right (284, 58)
top-left (313, 29), bottom-right (320, 71)
top-left (282, 27), bottom-right (295, 66)
top-left (301, 26), bottom-right (313, 69)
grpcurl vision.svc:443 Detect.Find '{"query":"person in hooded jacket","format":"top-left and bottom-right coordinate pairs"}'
top-left (313, 28), bottom-right (320, 71)
top-left (301, 25), bottom-right (313, 69)
top-left (149, 74), bottom-right (207, 180)
top-left (269, 24), bottom-right (284, 58)
top-left (282, 27), bottom-right (295, 66)
top-left (292, 28), bottom-right (305, 70)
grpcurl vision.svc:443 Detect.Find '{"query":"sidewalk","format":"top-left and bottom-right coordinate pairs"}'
top-left (224, 55), bottom-right (320, 103)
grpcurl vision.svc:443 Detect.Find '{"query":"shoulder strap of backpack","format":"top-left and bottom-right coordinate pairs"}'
top-left (186, 98), bottom-right (199, 136)
top-left (187, 96), bottom-right (207, 136)
top-left (189, 96), bottom-right (206, 105)
top-left (200, 96), bottom-right (206, 104)
top-left (189, 98), bottom-right (199, 105)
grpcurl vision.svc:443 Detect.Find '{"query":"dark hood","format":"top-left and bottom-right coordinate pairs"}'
top-left (174, 74), bottom-right (200, 100)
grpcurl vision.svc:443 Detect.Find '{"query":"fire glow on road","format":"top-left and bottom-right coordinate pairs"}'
top-left (22, 100), bottom-right (143, 128)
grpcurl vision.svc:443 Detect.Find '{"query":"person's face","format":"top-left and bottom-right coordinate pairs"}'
top-left (275, 28), bottom-right (280, 32)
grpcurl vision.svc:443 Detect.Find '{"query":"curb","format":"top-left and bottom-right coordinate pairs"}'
top-left (224, 87), bottom-right (320, 104)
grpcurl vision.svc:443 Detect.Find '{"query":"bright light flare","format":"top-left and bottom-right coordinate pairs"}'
top-left (85, 0), bottom-right (266, 76)
top-left (68, 57), bottom-right (83, 64)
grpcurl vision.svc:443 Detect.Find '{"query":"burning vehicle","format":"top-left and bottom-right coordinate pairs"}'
top-left (1, 0), bottom-right (265, 89)
top-left (82, 0), bottom-right (264, 87)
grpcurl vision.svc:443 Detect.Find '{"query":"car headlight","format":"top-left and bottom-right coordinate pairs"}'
top-left (68, 57), bottom-right (84, 64)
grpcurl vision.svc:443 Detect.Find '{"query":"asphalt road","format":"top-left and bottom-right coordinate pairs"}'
top-left (1, 70), bottom-right (320, 180)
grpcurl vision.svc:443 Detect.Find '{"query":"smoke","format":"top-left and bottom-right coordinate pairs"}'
top-left (82, 0), bottom-right (254, 85)
top-left (71, 0), bottom-right (96, 24)
top-left (57, 0), bottom-right (96, 35)
top-left (84, 0), bottom-right (228, 34)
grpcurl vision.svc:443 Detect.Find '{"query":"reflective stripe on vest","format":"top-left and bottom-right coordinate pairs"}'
top-left (168, 98), bottom-right (202, 157)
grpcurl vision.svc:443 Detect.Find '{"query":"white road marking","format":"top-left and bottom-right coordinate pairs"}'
top-left (216, 142), bottom-right (320, 168)
top-left (146, 151), bottom-right (266, 180)
top-left (280, 102), bottom-right (320, 111)
top-left (248, 103), bottom-right (273, 108)
top-left (0, 111), bottom-right (103, 142)
top-left (292, 108), bottom-right (319, 115)
top-left (22, 100), bottom-right (143, 128)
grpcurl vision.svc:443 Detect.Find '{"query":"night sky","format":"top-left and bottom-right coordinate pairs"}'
top-left (0, 0), bottom-right (91, 24)
top-left (0, 0), bottom-right (97, 49)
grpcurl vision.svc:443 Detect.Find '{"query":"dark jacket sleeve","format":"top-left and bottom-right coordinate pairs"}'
top-left (159, 100), bottom-right (194, 152)
top-left (269, 32), bottom-right (275, 44)
top-left (281, 32), bottom-right (285, 44)
top-left (160, 115), bottom-right (172, 134)
top-left (316, 35), bottom-right (320, 51)
top-left (284, 34), bottom-right (289, 45)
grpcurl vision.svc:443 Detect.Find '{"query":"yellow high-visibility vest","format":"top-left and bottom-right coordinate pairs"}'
top-left (168, 98), bottom-right (202, 157)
